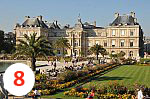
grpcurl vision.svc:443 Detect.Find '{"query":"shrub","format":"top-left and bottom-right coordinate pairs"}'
top-left (64, 56), bottom-right (72, 62)
top-left (77, 57), bottom-right (87, 62)
top-left (64, 87), bottom-right (89, 98)
top-left (76, 70), bottom-right (88, 77)
top-left (58, 70), bottom-right (77, 82)
top-left (122, 58), bottom-right (137, 65)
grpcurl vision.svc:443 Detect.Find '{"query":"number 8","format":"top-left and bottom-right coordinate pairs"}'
top-left (14, 71), bottom-right (25, 86)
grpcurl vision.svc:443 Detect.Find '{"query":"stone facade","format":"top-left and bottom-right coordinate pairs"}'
top-left (144, 36), bottom-right (150, 55)
top-left (14, 12), bottom-right (144, 59)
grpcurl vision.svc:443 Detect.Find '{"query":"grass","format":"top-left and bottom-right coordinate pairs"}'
top-left (41, 65), bottom-right (150, 98)
top-left (41, 94), bottom-right (84, 99)
top-left (83, 65), bottom-right (150, 87)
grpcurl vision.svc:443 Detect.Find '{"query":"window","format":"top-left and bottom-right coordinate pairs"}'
top-left (120, 30), bottom-right (125, 36)
top-left (90, 33), bottom-right (94, 37)
top-left (121, 40), bottom-right (125, 47)
top-left (74, 40), bottom-right (78, 46)
top-left (112, 40), bottom-right (115, 47)
top-left (130, 40), bottom-right (134, 47)
top-left (79, 39), bottom-right (80, 46)
top-left (130, 31), bottom-right (134, 36)
top-left (112, 30), bottom-right (115, 36)
top-left (74, 50), bottom-right (78, 56)
top-left (104, 42), bottom-right (107, 47)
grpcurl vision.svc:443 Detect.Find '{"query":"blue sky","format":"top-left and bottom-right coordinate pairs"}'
top-left (0, 0), bottom-right (150, 36)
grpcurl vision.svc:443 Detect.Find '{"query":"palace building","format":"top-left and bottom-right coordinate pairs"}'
top-left (14, 12), bottom-right (144, 59)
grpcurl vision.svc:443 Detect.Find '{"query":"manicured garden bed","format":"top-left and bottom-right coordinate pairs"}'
top-left (28, 63), bottom-right (120, 97)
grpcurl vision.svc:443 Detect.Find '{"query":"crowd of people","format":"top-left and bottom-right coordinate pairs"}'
top-left (37, 58), bottom-right (87, 78)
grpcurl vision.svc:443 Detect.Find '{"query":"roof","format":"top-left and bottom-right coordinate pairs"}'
top-left (22, 18), bottom-right (48, 28)
top-left (83, 22), bottom-right (104, 29)
top-left (110, 15), bottom-right (139, 26)
top-left (45, 21), bottom-right (60, 29)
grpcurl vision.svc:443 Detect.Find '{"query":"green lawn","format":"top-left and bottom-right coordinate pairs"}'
top-left (83, 65), bottom-right (150, 87)
top-left (41, 65), bottom-right (150, 99)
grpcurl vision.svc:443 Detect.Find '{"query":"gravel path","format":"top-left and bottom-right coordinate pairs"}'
top-left (36, 61), bottom-right (88, 72)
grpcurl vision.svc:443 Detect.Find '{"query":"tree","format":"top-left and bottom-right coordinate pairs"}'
top-left (117, 51), bottom-right (126, 58)
top-left (54, 37), bottom-right (70, 57)
top-left (109, 53), bottom-right (118, 60)
top-left (109, 51), bottom-right (126, 63)
top-left (101, 49), bottom-right (108, 57)
top-left (0, 30), bottom-right (4, 53)
top-left (3, 32), bottom-right (16, 54)
top-left (90, 44), bottom-right (105, 60)
top-left (15, 33), bottom-right (52, 71)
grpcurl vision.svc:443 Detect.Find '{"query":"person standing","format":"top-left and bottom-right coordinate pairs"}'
top-left (138, 88), bottom-right (144, 99)
top-left (0, 75), bottom-right (8, 99)
top-left (54, 61), bottom-right (56, 71)
top-left (33, 89), bottom-right (41, 99)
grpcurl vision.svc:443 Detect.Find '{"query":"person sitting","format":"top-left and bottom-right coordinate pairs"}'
top-left (86, 89), bottom-right (95, 99)
top-left (33, 88), bottom-right (41, 99)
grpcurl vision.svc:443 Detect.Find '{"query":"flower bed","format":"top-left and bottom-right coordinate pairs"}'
top-left (96, 93), bottom-right (134, 99)
top-left (28, 63), bottom-right (120, 96)
top-left (64, 82), bottom-right (150, 99)
top-left (64, 82), bottom-right (136, 99)
top-left (64, 87), bottom-right (89, 98)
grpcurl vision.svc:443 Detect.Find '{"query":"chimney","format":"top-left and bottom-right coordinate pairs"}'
top-left (94, 21), bottom-right (96, 27)
top-left (55, 20), bottom-right (58, 25)
top-left (37, 15), bottom-right (42, 21)
top-left (25, 16), bottom-right (30, 20)
top-left (131, 12), bottom-right (135, 17)
top-left (115, 12), bottom-right (119, 18)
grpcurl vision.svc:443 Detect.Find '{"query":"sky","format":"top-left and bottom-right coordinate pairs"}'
top-left (0, 0), bottom-right (150, 36)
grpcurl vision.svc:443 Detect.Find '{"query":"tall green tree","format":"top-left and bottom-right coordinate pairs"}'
top-left (90, 44), bottom-right (105, 60)
top-left (3, 32), bottom-right (16, 54)
top-left (15, 33), bottom-right (52, 71)
top-left (0, 30), bottom-right (4, 53)
top-left (54, 37), bottom-right (70, 57)
top-left (117, 51), bottom-right (126, 58)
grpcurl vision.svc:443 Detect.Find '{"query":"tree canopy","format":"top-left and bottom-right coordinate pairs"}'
top-left (15, 33), bottom-right (52, 71)
top-left (90, 44), bottom-right (106, 60)
top-left (54, 37), bottom-right (70, 57)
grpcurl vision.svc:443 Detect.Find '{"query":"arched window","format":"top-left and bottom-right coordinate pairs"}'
top-left (74, 40), bottom-right (78, 46)
top-left (74, 50), bottom-right (78, 56)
